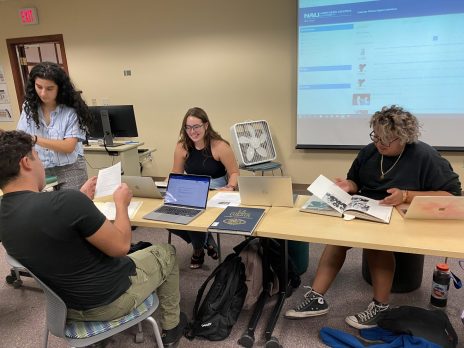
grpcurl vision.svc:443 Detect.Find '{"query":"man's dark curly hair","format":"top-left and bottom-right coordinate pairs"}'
top-left (0, 130), bottom-right (35, 188)
top-left (23, 62), bottom-right (93, 133)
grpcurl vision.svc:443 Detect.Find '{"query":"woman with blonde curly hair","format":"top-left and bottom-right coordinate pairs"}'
top-left (285, 105), bottom-right (461, 329)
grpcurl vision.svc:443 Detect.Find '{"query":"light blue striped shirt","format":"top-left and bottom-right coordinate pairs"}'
top-left (17, 104), bottom-right (86, 168)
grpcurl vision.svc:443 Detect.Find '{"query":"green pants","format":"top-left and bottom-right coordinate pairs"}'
top-left (67, 244), bottom-right (180, 330)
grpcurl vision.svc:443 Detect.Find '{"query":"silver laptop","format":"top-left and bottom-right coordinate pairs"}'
top-left (143, 173), bottom-right (211, 224)
top-left (398, 196), bottom-right (464, 220)
top-left (238, 176), bottom-right (295, 207)
top-left (122, 176), bottom-right (164, 199)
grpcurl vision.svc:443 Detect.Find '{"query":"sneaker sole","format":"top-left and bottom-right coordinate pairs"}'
top-left (284, 308), bottom-right (329, 319)
top-left (344, 316), bottom-right (377, 329)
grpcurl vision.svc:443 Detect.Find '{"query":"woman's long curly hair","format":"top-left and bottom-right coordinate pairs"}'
top-left (23, 62), bottom-right (93, 132)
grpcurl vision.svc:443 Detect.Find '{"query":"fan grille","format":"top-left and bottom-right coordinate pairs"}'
top-left (230, 120), bottom-right (276, 166)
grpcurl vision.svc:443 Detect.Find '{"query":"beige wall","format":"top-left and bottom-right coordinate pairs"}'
top-left (1, 0), bottom-right (463, 184)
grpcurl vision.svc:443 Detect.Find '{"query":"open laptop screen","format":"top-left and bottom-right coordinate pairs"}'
top-left (165, 174), bottom-right (210, 208)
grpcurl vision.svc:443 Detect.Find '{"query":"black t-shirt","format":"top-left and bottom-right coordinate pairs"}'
top-left (185, 145), bottom-right (227, 178)
top-left (347, 141), bottom-right (461, 200)
top-left (0, 190), bottom-right (135, 310)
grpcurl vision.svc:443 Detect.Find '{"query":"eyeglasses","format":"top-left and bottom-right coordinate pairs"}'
top-left (184, 123), bottom-right (204, 132)
top-left (369, 131), bottom-right (398, 147)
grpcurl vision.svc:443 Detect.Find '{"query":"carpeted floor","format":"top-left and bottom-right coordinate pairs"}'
top-left (1, 226), bottom-right (463, 347)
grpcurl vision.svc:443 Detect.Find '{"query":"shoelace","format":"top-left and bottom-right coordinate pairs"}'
top-left (296, 286), bottom-right (318, 310)
top-left (356, 302), bottom-right (379, 322)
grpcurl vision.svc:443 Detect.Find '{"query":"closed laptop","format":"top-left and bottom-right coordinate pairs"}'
top-left (398, 196), bottom-right (464, 220)
top-left (238, 176), bottom-right (295, 207)
top-left (122, 176), bottom-right (163, 199)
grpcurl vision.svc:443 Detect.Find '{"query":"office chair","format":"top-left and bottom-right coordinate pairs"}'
top-left (5, 254), bottom-right (164, 348)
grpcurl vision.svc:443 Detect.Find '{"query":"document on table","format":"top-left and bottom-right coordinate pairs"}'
top-left (207, 192), bottom-right (241, 208)
top-left (94, 201), bottom-right (142, 220)
top-left (95, 162), bottom-right (122, 198)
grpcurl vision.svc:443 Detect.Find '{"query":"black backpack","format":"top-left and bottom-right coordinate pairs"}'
top-left (378, 306), bottom-right (458, 348)
top-left (185, 252), bottom-right (247, 341)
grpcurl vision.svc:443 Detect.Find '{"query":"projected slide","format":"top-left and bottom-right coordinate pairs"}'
top-left (297, 0), bottom-right (464, 148)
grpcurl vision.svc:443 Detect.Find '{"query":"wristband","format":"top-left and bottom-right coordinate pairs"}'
top-left (34, 135), bottom-right (38, 144)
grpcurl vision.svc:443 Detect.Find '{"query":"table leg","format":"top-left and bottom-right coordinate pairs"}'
top-left (238, 238), bottom-right (272, 347)
top-left (263, 239), bottom-right (287, 348)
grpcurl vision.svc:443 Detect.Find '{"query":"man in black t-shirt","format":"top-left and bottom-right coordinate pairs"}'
top-left (284, 106), bottom-right (461, 330)
top-left (0, 130), bottom-right (186, 347)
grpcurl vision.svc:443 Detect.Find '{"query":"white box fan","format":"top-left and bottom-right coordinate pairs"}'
top-left (230, 120), bottom-right (276, 166)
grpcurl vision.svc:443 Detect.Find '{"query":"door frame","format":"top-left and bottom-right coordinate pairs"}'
top-left (6, 34), bottom-right (68, 110)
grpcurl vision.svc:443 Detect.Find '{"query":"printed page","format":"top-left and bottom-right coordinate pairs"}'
top-left (95, 162), bottom-right (122, 198)
top-left (300, 195), bottom-right (342, 217)
top-left (207, 192), bottom-right (241, 208)
top-left (307, 175), bottom-right (352, 214)
top-left (345, 195), bottom-right (393, 223)
top-left (94, 201), bottom-right (142, 220)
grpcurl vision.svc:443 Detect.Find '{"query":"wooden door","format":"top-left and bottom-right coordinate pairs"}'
top-left (6, 34), bottom-right (68, 110)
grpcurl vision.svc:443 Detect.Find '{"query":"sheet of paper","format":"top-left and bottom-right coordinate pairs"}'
top-left (207, 192), bottom-right (241, 208)
top-left (95, 162), bottom-right (122, 198)
top-left (94, 201), bottom-right (142, 220)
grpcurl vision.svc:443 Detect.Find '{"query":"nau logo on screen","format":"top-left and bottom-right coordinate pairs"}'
top-left (304, 12), bottom-right (320, 18)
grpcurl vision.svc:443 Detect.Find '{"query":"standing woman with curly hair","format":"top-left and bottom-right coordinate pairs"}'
top-left (17, 62), bottom-right (94, 190)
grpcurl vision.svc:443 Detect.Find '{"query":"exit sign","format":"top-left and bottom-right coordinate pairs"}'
top-left (19, 8), bottom-right (39, 25)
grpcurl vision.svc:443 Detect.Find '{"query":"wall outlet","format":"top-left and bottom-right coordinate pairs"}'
top-left (101, 98), bottom-right (110, 106)
top-left (91, 98), bottom-right (97, 106)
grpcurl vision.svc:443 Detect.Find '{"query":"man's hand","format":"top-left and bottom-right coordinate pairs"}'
top-left (80, 176), bottom-right (97, 199)
top-left (113, 183), bottom-right (133, 208)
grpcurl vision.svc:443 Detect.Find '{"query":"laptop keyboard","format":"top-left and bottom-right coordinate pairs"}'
top-left (156, 205), bottom-right (202, 217)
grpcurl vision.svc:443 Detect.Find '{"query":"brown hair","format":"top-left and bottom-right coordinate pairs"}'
top-left (178, 107), bottom-right (229, 153)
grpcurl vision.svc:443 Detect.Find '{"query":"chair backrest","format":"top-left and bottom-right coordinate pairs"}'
top-left (5, 254), bottom-right (68, 338)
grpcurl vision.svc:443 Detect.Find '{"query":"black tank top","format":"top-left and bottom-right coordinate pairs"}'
top-left (185, 146), bottom-right (227, 179)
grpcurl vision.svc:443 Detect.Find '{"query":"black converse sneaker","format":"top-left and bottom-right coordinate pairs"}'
top-left (284, 286), bottom-right (329, 319)
top-left (345, 301), bottom-right (389, 329)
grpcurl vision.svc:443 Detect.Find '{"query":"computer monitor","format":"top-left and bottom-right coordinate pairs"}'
top-left (88, 105), bottom-right (139, 147)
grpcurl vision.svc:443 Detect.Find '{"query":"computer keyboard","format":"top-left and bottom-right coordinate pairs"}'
top-left (157, 205), bottom-right (201, 217)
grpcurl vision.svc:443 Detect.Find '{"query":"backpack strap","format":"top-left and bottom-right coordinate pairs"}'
top-left (191, 253), bottom-right (236, 321)
top-left (233, 237), bottom-right (257, 255)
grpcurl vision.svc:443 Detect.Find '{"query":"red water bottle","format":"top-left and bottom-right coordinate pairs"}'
top-left (430, 263), bottom-right (451, 307)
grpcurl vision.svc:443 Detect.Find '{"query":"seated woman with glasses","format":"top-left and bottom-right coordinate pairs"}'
top-left (169, 107), bottom-right (239, 269)
top-left (285, 105), bottom-right (461, 328)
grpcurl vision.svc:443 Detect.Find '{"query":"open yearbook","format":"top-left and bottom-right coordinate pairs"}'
top-left (305, 175), bottom-right (393, 224)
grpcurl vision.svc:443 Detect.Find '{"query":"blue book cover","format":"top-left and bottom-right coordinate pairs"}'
top-left (208, 206), bottom-right (266, 235)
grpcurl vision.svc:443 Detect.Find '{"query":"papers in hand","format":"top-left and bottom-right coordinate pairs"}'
top-left (94, 201), bottom-right (142, 220)
top-left (207, 192), bottom-right (241, 208)
top-left (95, 162), bottom-right (122, 198)
top-left (307, 174), bottom-right (393, 224)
